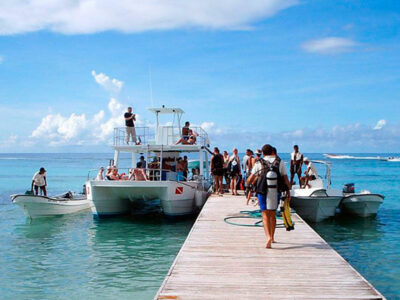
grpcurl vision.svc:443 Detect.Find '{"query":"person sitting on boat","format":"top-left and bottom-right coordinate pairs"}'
top-left (149, 157), bottom-right (160, 181)
top-left (175, 129), bottom-right (198, 145)
top-left (290, 145), bottom-right (303, 187)
top-left (136, 156), bottom-right (147, 169)
top-left (105, 166), bottom-right (113, 180)
top-left (176, 157), bottom-right (186, 181)
top-left (31, 167), bottom-right (47, 196)
top-left (128, 168), bottom-right (148, 181)
top-left (107, 166), bottom-right (121, 180)
top-left (96, 167), bottom-right (105, 181)
top-left (300, 158), bottom-right (318, 189)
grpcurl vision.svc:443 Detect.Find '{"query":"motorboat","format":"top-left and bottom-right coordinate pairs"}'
top-left (324, 154), bottom-right (353, 159)
top-left (290, 160), bottom-right (343, 222)
top-left (11, 191), bottom-right (91, 218)
top-left (386, 156), bottom-right (400, 162)
top-left (340, 183), bottom-right (384, 217)
top-left (86, 106), bottom-right (212, 218)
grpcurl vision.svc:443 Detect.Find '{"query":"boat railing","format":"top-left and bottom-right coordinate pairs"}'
top-left (113, 127), bottom-right (153, 146)
top-left (87, 167), bottom-right (200, 182)
top-left (311, 160), bottom-right (332, 189)
top-left (113, 126), bottom-right (210, 147)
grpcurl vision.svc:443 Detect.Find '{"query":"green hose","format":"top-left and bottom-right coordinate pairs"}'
top-left (224, 209), bottom-right (285, 228)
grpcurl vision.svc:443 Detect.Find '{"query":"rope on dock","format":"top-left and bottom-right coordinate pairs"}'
top-left (223, 209), bottom-right (286, 228)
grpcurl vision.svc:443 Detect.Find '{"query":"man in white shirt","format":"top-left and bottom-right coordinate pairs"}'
top-left (290, 145), bottom-right (303, 187)
top-left (246, 144), bottom-right (291, 249)
top-left (301, 158), bottom-right (318, 188)
top-left (31, 167), bottom-right (47, 196)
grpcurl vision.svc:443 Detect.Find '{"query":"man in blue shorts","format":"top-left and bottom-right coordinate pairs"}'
top-left (246, 144), bottom-right (291, 248)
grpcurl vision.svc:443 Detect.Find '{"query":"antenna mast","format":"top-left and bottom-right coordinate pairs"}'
top-left (149, 65), bottom-right (154, 107)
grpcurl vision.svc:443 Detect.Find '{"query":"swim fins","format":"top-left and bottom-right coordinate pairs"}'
top-left (280, 198), bottom-right (294, 231)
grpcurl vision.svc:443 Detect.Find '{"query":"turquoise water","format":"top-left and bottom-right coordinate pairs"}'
top-left (0, 153), bottom-right (194, 300)
top-left (0, 153), bottom-right (399, 299)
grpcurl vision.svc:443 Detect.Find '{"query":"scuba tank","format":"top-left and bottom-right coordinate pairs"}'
top-left (266, 168), bottom-right (278, 204)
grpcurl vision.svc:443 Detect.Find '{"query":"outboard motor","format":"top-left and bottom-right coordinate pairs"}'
top-left (343, 183), bottom-right (355, 193)
top-left (266, 169), bottom-right (278, 205)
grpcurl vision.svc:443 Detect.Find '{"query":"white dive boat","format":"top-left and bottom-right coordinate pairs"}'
top-left (290, 160), bottom-right (342, 222)
top-left (11, 192), bottom-right (91, 218)
top-left (86, 106), bottom-right (212, 218)
top-left (340, 183), bottom-right (384, 217)
top-left (386, 156), bottom-right (400, 162)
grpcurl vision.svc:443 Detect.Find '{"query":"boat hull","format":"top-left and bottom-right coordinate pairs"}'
top-left (340, 194), bottom-right (384, 217)
top-left (11, 195), bottom-right (91, 218)
top-left (86, 180), bottom-right (209, 218)
top-left (291, 193), bottom-right (342, 222)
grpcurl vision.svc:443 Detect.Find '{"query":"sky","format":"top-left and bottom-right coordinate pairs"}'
top-left (0, 0), bottom-right (399, 153)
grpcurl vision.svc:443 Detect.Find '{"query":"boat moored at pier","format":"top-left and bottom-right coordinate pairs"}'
top-left (86, 107), bottom-right (212, 218)
top-left (11, 192), bottom-right (91, 218)
top-left (290, 160), bottom-right (343, 222)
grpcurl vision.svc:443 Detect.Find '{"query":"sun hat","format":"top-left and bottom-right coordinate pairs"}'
top-left (255, 149), bottom-right (262, 155)
top-left (303, 157), bottom-right (309, 162)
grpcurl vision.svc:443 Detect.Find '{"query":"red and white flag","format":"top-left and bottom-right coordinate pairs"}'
top-left (175, 187), bottom-right (184, 195)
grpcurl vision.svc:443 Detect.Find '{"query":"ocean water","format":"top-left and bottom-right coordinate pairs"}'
top-left (0, 153), bottom-right (399, 299)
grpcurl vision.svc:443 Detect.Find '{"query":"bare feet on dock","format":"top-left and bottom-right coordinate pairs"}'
top-left (266, 240), bottom-right (272, 248)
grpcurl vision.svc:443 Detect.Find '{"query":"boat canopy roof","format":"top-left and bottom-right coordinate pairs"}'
top-left (148, 107), bottom-right (184, 115)
top-left (114, 144), bottom-right (206, 153)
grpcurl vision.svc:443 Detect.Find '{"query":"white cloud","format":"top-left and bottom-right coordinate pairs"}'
top-left (0, 1), bottom-right (297, 35)
top-left (30, 97), bottom-right (127, 146)
top-left (374, 119), bottom-right (386, 130)
top-left (91, 70), bottom-right (123, 94)
top-left (301, 37), bottom-right (358, 54)
top-left (208, 122), bottom-right (400, 153)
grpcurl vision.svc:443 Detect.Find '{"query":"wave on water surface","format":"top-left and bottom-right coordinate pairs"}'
top-left (324, 154), bottom-right (385, 160)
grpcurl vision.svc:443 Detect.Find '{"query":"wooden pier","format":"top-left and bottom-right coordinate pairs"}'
top-left (156, 194), bottom-right (385, 299)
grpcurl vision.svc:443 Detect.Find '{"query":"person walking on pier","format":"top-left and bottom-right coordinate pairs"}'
top-left (228, 148), bottom-right (241, 195)
top-left (222, 151), bottom-right (231, 193)
top-left (210, 147), bottom-right (224, 195)
top-left (124, 107), bottom-right (139, 145)
top-left (247, 144), bottom-right (290, 248)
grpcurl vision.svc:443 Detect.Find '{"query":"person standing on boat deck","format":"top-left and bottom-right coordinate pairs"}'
top-left (183, 156), bottom-right (188, 180)
top-left (136, 156), bottom-right (147, 169)
top-left (124, 107), bottom-right (139, 145)
top-left (210, 147), bottom-right (224, 195)
top-left (247, 144), bottom-right (290, 248)
top-left (31, 167), bottom-right (47, 196)
top-left (301, 158), bottom-right (318, 188)
top-left (228, 148), bottom-right (241, 195)
top-left (290, 145), bottom-right (303, 187)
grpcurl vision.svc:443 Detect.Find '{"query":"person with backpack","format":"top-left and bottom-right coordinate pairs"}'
top-left (228, 148), bottom-right (241, 195)
top-left (210, 147), bottom-right (224, 195)
top-left (246, 144), bottom-right (291, 249)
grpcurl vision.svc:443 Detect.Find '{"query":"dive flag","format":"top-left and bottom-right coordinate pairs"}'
top-left (175, 187), bottom-right (184, 195)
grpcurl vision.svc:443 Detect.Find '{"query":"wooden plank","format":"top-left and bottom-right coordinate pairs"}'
top-left (155, 194), bottom-right (385, 300)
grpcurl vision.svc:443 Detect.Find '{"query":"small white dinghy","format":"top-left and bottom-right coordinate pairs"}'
top-left (11, 191), bottom-right (92, 218)
top-left (340, 183), bottom-right (384, 217)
